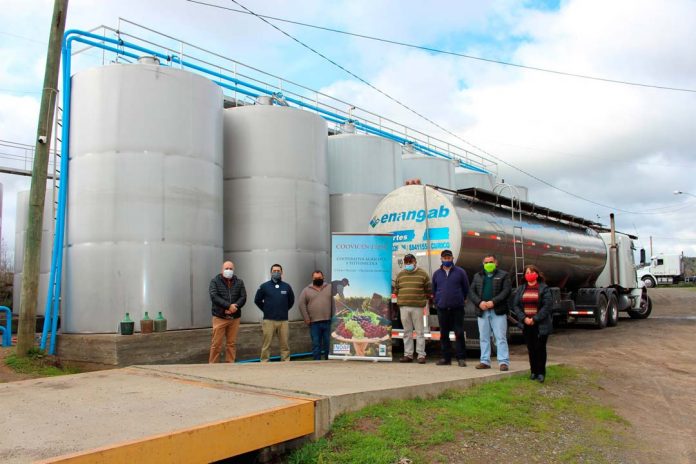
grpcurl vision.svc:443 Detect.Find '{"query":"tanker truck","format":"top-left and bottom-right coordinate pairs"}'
top-left (369, 185), bottom-right (652, 347)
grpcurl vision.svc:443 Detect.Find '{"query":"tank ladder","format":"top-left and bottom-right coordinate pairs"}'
top-left (493, 184), bottom-right (525, 286)
top-left (52, 105), bottom-right (62, 222)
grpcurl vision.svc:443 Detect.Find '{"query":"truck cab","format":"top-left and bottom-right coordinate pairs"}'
top-left (636, 253), bottom-right (685, 287)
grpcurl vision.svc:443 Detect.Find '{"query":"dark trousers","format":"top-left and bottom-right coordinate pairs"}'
top-left (437, 306), bottom-right (466, 361)
top-left (523, 325), bottom-right (549, 376)
top-left (310, 320), bottom-right (331, 360)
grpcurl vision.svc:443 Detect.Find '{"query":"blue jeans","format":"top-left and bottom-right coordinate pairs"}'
top-left (310, 320), bottom-right (331, 360)
top-left (477, 310), bottom-right (509, 366)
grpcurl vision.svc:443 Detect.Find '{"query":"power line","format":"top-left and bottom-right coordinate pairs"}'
top-left (224, 1), bottom-right (694, 216)
top-left (188, 0), bottom-right (696, 94)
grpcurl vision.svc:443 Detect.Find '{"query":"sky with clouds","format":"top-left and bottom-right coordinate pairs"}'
top-left (1, 0), bottom-right (696, 266)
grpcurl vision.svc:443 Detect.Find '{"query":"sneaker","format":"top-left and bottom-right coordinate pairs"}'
top-left (436, 359), bottom-right (451, 366)
top-left (457, 359), bottom-right (467, 367)
top-left (529, 373), bottom-right (538, 380)
top-left (417, 356), bottom-right (426, 364)
top-left (399, 356), bottom-right (413, 363)
top-left (500, 364), bottom-right (509, 372)
top-left (537, 374), bottom-right (545, 383)
top-left (475, 363), bottom-right (491, 369)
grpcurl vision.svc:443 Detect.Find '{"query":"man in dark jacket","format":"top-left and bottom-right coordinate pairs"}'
top-left (467, 254), bottom-right (512, 371)
top-left (254, 263), bottom-right (295, 362)
top-left (432, 249), bottom-right (470, 367)
top-left (209, 260), bottom-right (247, 363)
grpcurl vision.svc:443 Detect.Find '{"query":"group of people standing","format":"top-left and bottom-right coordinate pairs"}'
top-left (394, 250), bottom-right (553, 382)
top-left (208, 262), bottom-right (341, 364)
top-left (208, 251), bottom-right (553, 382)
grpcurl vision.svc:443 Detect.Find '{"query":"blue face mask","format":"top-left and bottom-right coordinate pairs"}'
top-left (441, 260), bottom-right (454, 267)
top-left (404, 264), bottom-right (415, 272)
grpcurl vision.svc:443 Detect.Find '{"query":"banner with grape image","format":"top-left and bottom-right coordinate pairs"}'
top-left (329, 233), bottom-right (393, 361)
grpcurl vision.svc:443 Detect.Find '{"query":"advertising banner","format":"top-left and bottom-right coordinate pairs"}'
top-left (329, 233), bottom-right (393, 361)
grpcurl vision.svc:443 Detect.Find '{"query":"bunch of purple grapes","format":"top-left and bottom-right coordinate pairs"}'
top-left (336, 320), bottom-right (352, 338)
top-left (357, 319), bottom-right (389, 338)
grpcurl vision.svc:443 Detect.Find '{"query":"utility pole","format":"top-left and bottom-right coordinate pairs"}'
top-left (17, 0), bottom-right (69, 356)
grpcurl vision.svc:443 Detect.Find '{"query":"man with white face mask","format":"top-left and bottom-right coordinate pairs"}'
top-left (209, 261), bottom-right (247, 363)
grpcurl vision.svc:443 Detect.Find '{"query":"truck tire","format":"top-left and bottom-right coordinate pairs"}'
top-left (628, 294), bottom-right (652, 319)
top-left (607, 295), bottom-right (619, 327)
top-left (594, 294), bottom-right (608, 329)
top-left (642, 276), bottom-right (656, 288)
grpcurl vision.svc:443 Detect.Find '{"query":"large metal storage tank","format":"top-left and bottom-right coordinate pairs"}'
top-left (66, 59), bottom-right (223, 333)
top-left (223, 105), bottom-right (329, 323)
top-left (454, 168), bottom-right (495, 191)
top-left (402, 154), bottom-right (456, 189)
top-left (370, 185), bottom-right (607, 288)
top-left (328, 134), bottom-right (402, 233)
top-left (13, 189), bottom-right (55, 316)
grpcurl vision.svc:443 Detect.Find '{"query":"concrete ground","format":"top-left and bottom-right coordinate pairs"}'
top-left (0, 358), bottom-right (524, 463)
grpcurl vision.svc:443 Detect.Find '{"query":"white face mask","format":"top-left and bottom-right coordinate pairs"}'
top-left (222, 269), bottom-right (234, 279)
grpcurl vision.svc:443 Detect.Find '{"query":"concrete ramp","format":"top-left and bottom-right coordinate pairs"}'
top-left (1, 360), bottom-right (524, 463)
top-left (1, 366), bottom-right (314, 463)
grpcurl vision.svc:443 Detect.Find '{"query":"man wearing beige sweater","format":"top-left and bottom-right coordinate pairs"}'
top-left (299, 270), bottom-right (333, 360)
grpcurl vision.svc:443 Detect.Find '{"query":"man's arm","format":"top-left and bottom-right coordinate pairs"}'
top-left (424, 272), bottom-right (432, 298)
top-left (254, 286), bottom-right (264, 310)
top-left (492, 274), bottom-right (512, 304)
top-left (467, 274), bottom-right (482, 306)
top-left (209, 279), bottom-right (230, 309)
top-left (298, 288), bottom-right (310, 322)
top-left (235, 280), bottom-right (247, 308)
top-left (288, 286), bottom-right (295, 310)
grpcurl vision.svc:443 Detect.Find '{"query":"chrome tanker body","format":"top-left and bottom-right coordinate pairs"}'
top-left (66, 58), bottom-right (223, 333)
top-left (371, 185), bottom-right (651, 340)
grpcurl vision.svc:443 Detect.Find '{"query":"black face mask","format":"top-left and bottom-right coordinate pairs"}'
top-left (313, 278), bottom-right (324, 287)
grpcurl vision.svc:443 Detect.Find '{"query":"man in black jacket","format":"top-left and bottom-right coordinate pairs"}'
top-left (467, 254), bottom-right (512, 371)
top-left (255, 264), bottom-right (295, 362)
top-left (209, 260), bottom-right (247, 363)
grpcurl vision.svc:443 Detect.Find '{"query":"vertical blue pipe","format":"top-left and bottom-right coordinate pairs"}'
top-left (47, 35), bottom-right (75, 354)
top-left (40, 34), bottom-right (73, 350)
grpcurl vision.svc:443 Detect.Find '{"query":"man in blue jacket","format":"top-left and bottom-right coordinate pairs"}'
top-left (432, 250), bottom-right (470, 367)
top-left (254, 263), bottom-right (295, 362)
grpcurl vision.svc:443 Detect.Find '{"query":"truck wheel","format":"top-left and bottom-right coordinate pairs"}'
top-left (628, 294), bottom-right (652, 319)
top-left (642, 276), bottom-right (656, 288)
top-left (594, 294), bottom-right (608, 329)
top-left (607, 295), bottom-right (619, 327)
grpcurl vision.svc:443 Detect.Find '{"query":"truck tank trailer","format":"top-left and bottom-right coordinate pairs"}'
top-left (369, 185), bottom-right (652, 346)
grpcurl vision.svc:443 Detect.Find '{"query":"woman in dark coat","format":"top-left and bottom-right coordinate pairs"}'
top-left (511, 265), bottom-right (553, 383)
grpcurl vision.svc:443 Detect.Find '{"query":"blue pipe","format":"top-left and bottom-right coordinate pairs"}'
top-left (43, 29), bottom-right (490, 352)
top-left (236, 351), bottom-right (315, 363)
top-left (0, 306), bottom-right (12, 347)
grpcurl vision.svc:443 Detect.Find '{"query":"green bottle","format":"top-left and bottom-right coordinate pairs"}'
top-left (120, 313), bottom-right (135, 335)
top-left (140, 311), bottom-right (154, 334)
top-left (154, 311), bottom-right (167, 333)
